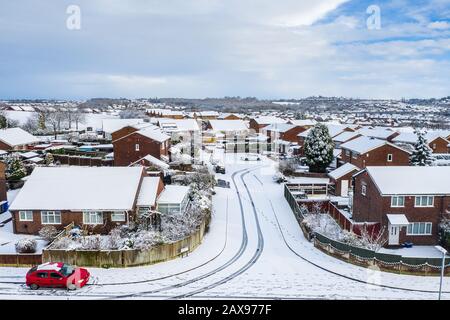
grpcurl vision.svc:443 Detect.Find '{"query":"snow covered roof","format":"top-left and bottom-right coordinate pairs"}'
top-left (158, 119), bottom-right (200, 132)
top-left (102, 119), bottom-right (144, 134)
top-left (10, 167), bottom-right (144, 211)
top-left (20, 151), bottom-right (39, 159)
top-left (157, 185), bottom-right (190, 204)
top-left (366, 166), bottom-right (450, 195)
top-left (253, 116), bottom-right (287, 125)
top-left (357, 127), bottom-right (398, 140)
top-left (208, 120), bottom-right (248, 132)
top-left (287, 177), bottom-right (330, 185)
top-left (196, 111), bottom-right (219, 117)
top-left (328, 163), bottom-right (359, 180)
top-left (333, 131), bottom-right (361, 143)
top-left (137, 128), bottom-right (171, 142)
top-left (386, 214), bottom-right (409, 226)
top-left (263, 123), bottom-right (295, 133)
top-left (131, 154), bottom-right (170, 170)
top-left (340, 136), bottom-right (386, 154)
top-left (392, 131), bottom-right (449, 144)
top-left (288, 119), bottom-right (317, 127)
top-left (0, 128), bottom-right (40, 147)
top-left (137, 177), bottom-right (161, 207)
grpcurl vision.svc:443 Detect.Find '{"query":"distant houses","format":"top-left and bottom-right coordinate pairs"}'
top-left (0, 128), bottom-right (40, 151)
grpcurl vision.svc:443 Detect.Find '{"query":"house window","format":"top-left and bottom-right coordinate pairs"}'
top-left (432, 143), bottom-right (436, 149)
top-left (387, 154), bottom-right (393, 162)
top-left (19, 211), bottom-right (33, 222)
top-left (345, 150), bottom-right (350, 157)
top-left (111, 212), bottom-right (126, 222)
top-left (391, 196), bottom-right (405, 207)
top-left (41, 211), bottom-right (61, 224)
top-left (135, 144), bottom-right (140, 151)
top-left (157, 203), bottom-right (181, 215)
top-left (407, 222), bottom-right (432, 235)
top-left (415, 196), bottom-right (434, 207)
top-left (361, 183), bottom-right (367, 196)
top-left (83, 212), bottom-right (103, 225)
top-left (352, 153), bottom-right (358, 160)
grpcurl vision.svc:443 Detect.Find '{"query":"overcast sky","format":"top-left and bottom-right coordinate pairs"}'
top-left (0, 0), bottom-right (449, 100)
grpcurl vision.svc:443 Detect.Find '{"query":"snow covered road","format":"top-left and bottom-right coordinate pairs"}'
top-left (0, 155), bottom-right (449, 299)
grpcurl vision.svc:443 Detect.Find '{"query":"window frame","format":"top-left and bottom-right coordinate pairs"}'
top-left (391, 196), bottom-right (405, 207)
top-left (83, 211), bottom-right (104, 225)
top-left (361, 183), bottom-right (367, 196)
top-left (387, 153), bottom-right (393, 162)
top-left (41, 211), bottom-right (62, 225)
top-left (19, 211), bottom-right (33, 222)
top-left (135, 143), bottom-right (140, 151)
top-left (414, 196), bottom-right (434, 207)
top-left (111, 212), bottom-right (126, 222)
top-left (407, 222), bottom-right (433, 236)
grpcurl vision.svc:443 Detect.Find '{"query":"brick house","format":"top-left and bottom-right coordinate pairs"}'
top-left (249, 116), bottom-right (287, 133)
top-left (0, 161), bottom-right (7, 203)
top-left (328, 163), bottom-right (359, 196)
top-left (113, 127), bottom-right (171, 167)
top-left (393, 132), bottom-right (450, 154)
top-left (261, 123), bottom-right (306, 144)
top-left (9, 167), bottom-right (158, 234)
top-left (339, 136), bottom-right (410, 169)
top-left (352, 166), bottom-right (450, 246)
top-left (0, 128), bottom-right (40, 151)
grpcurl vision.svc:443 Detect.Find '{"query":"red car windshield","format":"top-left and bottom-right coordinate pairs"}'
top-left (60, 264), bottom-right (75, 277)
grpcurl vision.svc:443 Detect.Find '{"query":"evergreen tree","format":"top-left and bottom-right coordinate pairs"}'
top-left (304, 123), bottom-right (334, 173)
top-left (410, 129), bottom-right (435, 166)
top-left (6, 154), bottom-right (27, 181)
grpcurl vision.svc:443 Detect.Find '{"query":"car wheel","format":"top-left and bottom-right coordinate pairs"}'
top-left (30, 283), bottom-right (39, 290)
top-left (67, 283), bottom-right (77, 291)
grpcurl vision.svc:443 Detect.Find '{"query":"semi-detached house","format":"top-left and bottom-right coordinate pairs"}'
top-left (352, 166), bottom-right (450, 246)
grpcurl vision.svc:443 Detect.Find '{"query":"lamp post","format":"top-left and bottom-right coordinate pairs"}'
top-left (435, 245), bottom-right (447, 300)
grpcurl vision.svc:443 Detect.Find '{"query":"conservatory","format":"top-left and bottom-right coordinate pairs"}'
top-left (157, 185), bottom-right (190, 215)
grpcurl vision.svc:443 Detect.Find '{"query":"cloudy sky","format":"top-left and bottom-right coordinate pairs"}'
top-left (0, 0), bottom-right (449, 99)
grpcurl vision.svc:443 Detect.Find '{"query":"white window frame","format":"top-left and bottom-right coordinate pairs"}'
top-left (407, 222), bottom-right (432, 236)
top-left (83, 211), bottom-right (103, 225)
top-left (19, 211), bottom-right (33, 222)
top-left (387, 154), bottom-right (393, 162)
top-left (361, 183), bottom-right (367, 196)
top-left (41, 211), bottom-right (62, 225)
top-left (391, 196), bottom-right (405, 207)
top-left (414, 196), bottom-right (434, 207)
top-left (135, 144), bottom-right (140, 151)
top-left (111, 212), bottom-right (126, 222)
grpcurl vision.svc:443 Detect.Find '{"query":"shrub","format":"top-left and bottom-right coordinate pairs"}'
top-left (15, 238), bottom-right (37, 253)
top-left (38, 226), bottom-right (59, 242)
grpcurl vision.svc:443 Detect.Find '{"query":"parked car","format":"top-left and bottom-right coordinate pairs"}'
top-left (215, 165), bottom-right (226, 174)
top-left (26, 262), bottom-right (90, 290)
top-left (241, 154), bottom-right (261, 161)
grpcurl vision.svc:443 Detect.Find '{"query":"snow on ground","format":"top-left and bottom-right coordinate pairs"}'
top-left (379, 246), bottom-right (444, 258)
top-left (0, 190), bottom-right (47, 254)
top-left (0, 153), bottom-right (449, 299)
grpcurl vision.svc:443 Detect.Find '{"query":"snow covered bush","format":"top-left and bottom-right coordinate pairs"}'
top-left (51, 237), bottom-right (75, 250)
top-left (410, 129), bottom-right (435, 166)
top-left (15, 238), bottom-right (37, 253)
top-left (80, 235), bottom-right (102, 250)
top-left (38, 226), bottom-right (59, 242)
top-left (304, 123), bottom-right (334, 173)
top-left (45, 153), bottom-right (54, 165)
top-left (278, 158), bottom-right (300, 176)
top-left (133, 232), bottom-right (165, 250)
top-left (5, 153), bottom-right (27, 181)
top-left (69, 227), bottom-right (82, 239)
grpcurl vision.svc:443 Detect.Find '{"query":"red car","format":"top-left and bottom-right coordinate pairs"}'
top-left (26, 262), bottom-right (90, 290)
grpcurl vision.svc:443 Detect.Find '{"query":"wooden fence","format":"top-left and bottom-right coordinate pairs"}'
top-left (0, 253), bottom-right (42, 267)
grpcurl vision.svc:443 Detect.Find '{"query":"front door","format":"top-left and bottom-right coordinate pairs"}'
top-left (341, 180), bottom-right (349, 196)
top-left (388, 224), bottom-right (400, 245)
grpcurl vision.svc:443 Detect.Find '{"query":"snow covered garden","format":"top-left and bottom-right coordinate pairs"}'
top-left (48, 166), bottom-right (214, 255)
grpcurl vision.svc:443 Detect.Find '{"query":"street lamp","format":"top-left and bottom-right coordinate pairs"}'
top-left (435, 245), bottom-right (448, 300)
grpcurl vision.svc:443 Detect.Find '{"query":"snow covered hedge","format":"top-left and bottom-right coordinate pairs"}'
top-left (301, 205), bottom-right (387, 252)
top-left (15, 238), bottom-right (37, 253)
